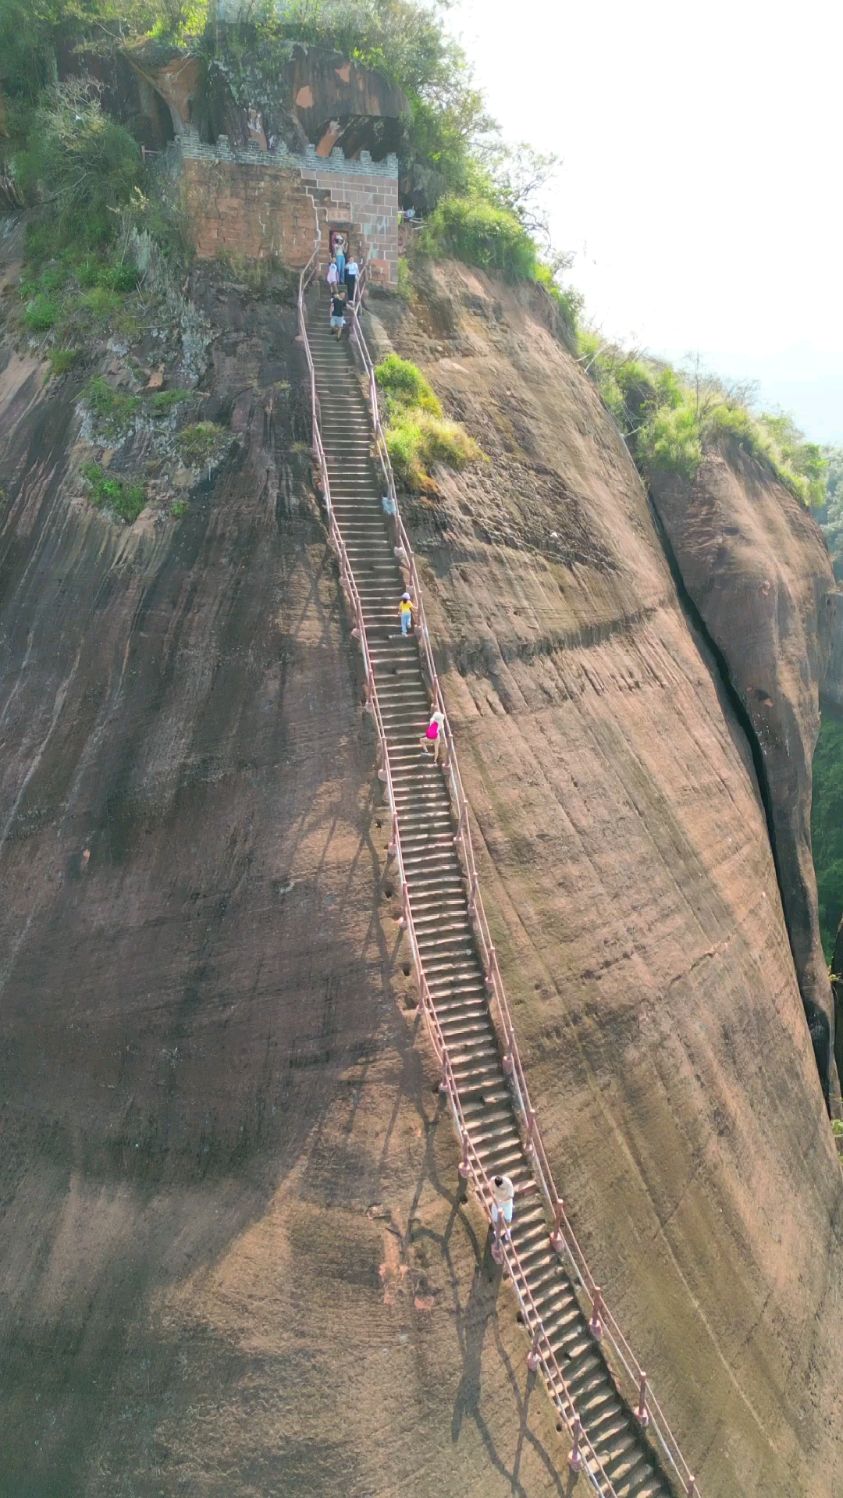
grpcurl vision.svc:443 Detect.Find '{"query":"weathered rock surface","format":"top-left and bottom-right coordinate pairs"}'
top-left (366, 261), bottom-right (843, 1496)
top-left (2, 233), bottom-right (842, 1498)
top-left (128, 35), bottom-right (407, 159)
top-left (820, 590), bottom-right (843, 710)
top-left (0, 254), bottom-right (572, 1496)
top-left (649, 451), bottom-right (838, 1103)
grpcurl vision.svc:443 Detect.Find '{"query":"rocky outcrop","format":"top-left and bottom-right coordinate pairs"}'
top-left (1, 237), bottom-right (842, 1497)
top-left (127, 36), bottom-right (407, 160)
top-left (820, 590), bottom-right (843, 709)
top-left (649, 450), bottom-right (838, 1104)
top-left (365, 261), bottom-right (843, 1496)
top-left (0, 245), bottom-right (566, 1496)
top-left (123, 38), bottom-right (203, 139)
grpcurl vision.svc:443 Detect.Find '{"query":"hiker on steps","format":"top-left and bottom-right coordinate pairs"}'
top-left (329, 288), bottom-right (346, 340)
top-left (420, 707), bottom-right (446, 764)
top-left (345, 255), bottom-right (359, 304)
top-left (491, 1174), bottom-right (515, 1259)
top-left (399, 590), bottom-right (414, 636)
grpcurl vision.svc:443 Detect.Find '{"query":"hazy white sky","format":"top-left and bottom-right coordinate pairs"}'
top-left (449, 0), bottom-right (843, 442)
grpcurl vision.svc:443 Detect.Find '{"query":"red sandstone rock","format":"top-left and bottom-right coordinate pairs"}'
top-left (1, 231), bottom-right (841, 1497)
top-left (366, 260), bottom-right (843, 1495)
top-left (650, 450), bottom-right (838, 1103)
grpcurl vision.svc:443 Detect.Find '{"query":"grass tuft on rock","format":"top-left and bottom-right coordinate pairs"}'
top-left (176, 421), bottom-right (226, 466)
top-left (375, 353), bottom-right (480, 490)
top-left (81, 462), bottom-right (146, 524)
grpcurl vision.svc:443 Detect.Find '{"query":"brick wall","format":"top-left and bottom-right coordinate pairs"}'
top-left (179, 156), bottom-right (320, 264)
top-left (168, 134), bottom-right (399, 284)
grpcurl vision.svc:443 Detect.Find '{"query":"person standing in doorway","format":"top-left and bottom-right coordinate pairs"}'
top-left (345, 254), bottom-right (359, 304)
top-left (334, 236), bottom-right (346, 285)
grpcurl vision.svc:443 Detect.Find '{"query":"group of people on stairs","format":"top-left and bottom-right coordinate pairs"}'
top-left (326, 243), bottom-right (360, 340)
top-left (317, 258), bottom-right (518, 1259)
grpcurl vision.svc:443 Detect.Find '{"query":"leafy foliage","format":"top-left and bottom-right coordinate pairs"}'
top-left (580, 337), bottom-right (827, 506)
top-left (375, 352), bottom-right (442, 415)
top-left (375, 352), bottom-right (480, 489)
top-left (420, 194), bottom-right (539, 280)
top-left (176, 420), bottom-right (226, 465)
top-left (14, 80), bottom-right (143, 254)
top-left (819, 447), bottom-right (843, 580)
top-left (48, 345), bottom-right (81, 375)
top-left (84, 375), bottom-right (140, 432)
top-left (81, 460), bottom-right (146, 522)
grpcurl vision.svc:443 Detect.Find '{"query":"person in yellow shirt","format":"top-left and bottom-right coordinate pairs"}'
top-left (399, 591), bottom-right (414, 636)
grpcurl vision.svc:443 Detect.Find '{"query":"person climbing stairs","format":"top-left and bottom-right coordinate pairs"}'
top-left (304, 292), bottom-right (680, 1498)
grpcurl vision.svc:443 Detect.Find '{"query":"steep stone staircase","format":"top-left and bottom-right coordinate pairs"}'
top-left (306, 297), bottom-right (675, 1498)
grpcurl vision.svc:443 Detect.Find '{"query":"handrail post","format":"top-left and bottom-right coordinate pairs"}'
top-left (568, 1417), bottom-right (583, 1473)
top-left (588, 1286), bottom-right (604, 1341)
top-left (636, 1371), bottom-right (650, 1428)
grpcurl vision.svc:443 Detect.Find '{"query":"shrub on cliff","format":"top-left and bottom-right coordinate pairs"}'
top-left (16, 80), bottom-right (143, 254)
top-left (375, 353), bottom-right (481, 490)
top-left (637, 403), bottom-right (703, 482)
top-left (581, 335), bottom-right (827, 506)
top-left (420, 195), bottom-right (539, 281)
top-left (81, 462), bottom-right (146, 523)
top-left (812, 713), bottom-right (843, 959)
top-left (375, 353), bottom-right (442, 416)
top-left (16, 78), bottom-right (142, 254)
top-left (386, 410), bottom-right (481, 489)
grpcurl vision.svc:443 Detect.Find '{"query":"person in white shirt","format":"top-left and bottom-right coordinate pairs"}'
top-left (345, 256), bottom-right (359, 303)
top-left (491, 1174), bottom-right (515, 1232)
top-left (326, 258), bottom-right (339, 292)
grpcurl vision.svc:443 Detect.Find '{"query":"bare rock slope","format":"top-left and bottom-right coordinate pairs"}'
top-left (0, 254), bottom-right (571, 1497)
top-left (649, 449), bottom-right (838, 1103)
top-left (367, 260), bottom-right (843, 1496)
top-left (0, 242), bottom-right (841, 1498)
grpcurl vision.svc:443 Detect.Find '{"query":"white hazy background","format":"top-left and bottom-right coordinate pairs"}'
top-left (449, 0), bottom-right (842, 442)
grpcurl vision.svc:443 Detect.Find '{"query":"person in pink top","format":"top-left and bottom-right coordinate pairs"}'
top-left (419, 708), bottom-right (445, 764)
top-left (326, 257), bottom-right (339, 293)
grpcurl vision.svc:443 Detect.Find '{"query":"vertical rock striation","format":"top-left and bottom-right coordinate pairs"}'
top-left (649, 451), bottom-right (838, 1104)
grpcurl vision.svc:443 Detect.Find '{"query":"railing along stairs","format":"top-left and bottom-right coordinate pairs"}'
top-left (297, 245), bottom-right (702, 1498)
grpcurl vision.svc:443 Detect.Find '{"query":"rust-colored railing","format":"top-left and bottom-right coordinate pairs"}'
top-left (298, 246), bottom-right (699, 1498)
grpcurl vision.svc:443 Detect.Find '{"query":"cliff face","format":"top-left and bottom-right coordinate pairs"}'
top-left (367, 261), bottom-right (843, 1496)
top-left (649, 449), bottom-right (838, 1103)
top-left (0, 240), bottom-right (566, 1496)
top-left (1, 232), bottom-right (842, 1498)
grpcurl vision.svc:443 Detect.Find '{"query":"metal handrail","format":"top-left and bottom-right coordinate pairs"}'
top-left (299, 246), bottom-right (699, 1498)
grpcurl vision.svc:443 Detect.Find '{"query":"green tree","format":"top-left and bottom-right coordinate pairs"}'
top-left (16, 78), bottom-right (142, 251)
